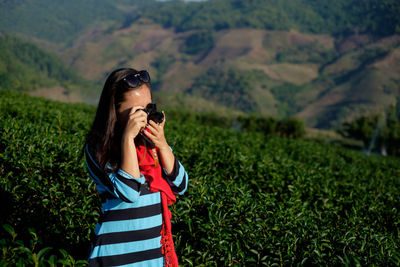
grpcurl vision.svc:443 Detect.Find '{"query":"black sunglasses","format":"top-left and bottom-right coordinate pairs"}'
top-left (122, 70), bottom-right (151, 88)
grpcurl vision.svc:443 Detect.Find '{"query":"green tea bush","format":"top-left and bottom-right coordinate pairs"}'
top-left (1, 224), bottom-right (87, 266)
top-left (0, 90), bottom-right (97, 260)
top-left (1, 90), bottom-right (399, 266)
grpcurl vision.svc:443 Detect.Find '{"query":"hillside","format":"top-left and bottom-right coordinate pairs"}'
top-left (59, 22), bottom-right (400, 128)
top-left (0, 0), bottom-right (123, 43)
top-left (0, 34), bottom-right (98, 103)
top-left (1, 0), bottom-right (400, 128)
top-left (1, 90), bottom-right (399, 265)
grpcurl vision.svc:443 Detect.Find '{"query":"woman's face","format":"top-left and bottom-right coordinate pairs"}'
top-left (117, 84), bottom-right (151, 127)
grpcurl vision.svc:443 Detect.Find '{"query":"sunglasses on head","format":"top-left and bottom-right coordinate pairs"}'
top-left (122, 70), bottom-right (151, 88)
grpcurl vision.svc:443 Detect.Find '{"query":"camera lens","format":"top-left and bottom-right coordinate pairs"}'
top-left (144, 103), bottom-right (164, 123)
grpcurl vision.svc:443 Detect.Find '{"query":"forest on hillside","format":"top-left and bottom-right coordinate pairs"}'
top-left (141, 0), bottom-right (400, 37)
top-left (1, 0), bottom-right (399, 43)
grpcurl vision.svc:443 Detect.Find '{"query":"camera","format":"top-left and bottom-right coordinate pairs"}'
top-left (138, 103), bottom-right (164, 147)
top-left (142, 103), bottom-right (164, 124)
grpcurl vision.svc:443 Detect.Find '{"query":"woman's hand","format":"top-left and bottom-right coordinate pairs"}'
top-left (143, 111), bottom-right (168, 150)
top-left (120, 106), bottom-right (147, 179)
top-left (144, 111), bottom-right (176, 174)
top-left (123, 106), bottom-right (148, 140)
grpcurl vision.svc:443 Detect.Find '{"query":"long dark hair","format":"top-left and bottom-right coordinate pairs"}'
top-left (84, 68), bottom-right (151, 172)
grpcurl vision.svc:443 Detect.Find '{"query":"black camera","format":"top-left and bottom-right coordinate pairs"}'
top-left (142, 103), bottom-right (164, 124)
top-left (138, 103), bottom-right (164, 147)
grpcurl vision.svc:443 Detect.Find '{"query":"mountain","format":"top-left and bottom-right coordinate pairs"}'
top-left (1, 0), bottom-right (399, 128)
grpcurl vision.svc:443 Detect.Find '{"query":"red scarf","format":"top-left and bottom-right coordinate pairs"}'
top-left (136, 141), bottom-right (179, 267)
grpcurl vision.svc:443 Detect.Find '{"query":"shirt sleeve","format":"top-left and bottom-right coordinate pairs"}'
top-left (162, 157), bottom-right (189, 195)
top-left (85, 144), bottom-right (146, 203)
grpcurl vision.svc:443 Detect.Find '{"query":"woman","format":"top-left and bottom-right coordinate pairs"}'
top-left (84, 68), bottom-right (188, 266)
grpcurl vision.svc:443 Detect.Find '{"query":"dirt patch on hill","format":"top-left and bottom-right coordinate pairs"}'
top-left (267, 63), bottom-right (319, 84)
top-left (263, 30), bottom-right (334, 50)
top-left (132, 29), bottom-right (173, 53)
top-left (287, 30), bottom-right (334, 49)
top-left (28, 86), bottom-right (83, 103)
top-left (296, 84), bottom-right (347, 124)
top-left (239, 62), bottom-right (318, 85)
top-left (199, 29), bottom-right (258, 64)
top-left (336, 34), bottom-right (373, 53)
top-left (373, 46), bottom-right (400, 78)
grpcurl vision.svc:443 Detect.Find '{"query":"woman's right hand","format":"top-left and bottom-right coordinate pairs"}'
top-left (123, 106), bottom-right (148, 139)
top-left (120, 106), bottom-right (146, 179)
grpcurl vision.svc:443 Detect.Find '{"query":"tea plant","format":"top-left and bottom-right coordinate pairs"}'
top-left (1, 224), bottom-right (87, 266)
top-left (1, 90), bottom-right (399, 266)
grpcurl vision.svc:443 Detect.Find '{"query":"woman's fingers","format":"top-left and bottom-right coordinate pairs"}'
top-left (137, 119), bottom-right (147, 127)
top-left (129, 106), bottom-right (144, 115)
top-left (146, 121), bottom-right (160, 133)
top-left (130, 110), bottom-right (146, 119)
top-left (123, 106), bottom-right (149, 138)
top-left (143, 129), bottom-right (156, 140)
top-left (129, 106), bottom-right (147, 120)
top-left (149, 119), bottom-right (163, 129)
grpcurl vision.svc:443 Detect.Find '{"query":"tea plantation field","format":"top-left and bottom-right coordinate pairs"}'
top-left (1, 90), bottom-right (399, 266)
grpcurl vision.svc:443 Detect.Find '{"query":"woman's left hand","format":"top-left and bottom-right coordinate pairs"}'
top-left (143, 111), bottom-right (169, 150)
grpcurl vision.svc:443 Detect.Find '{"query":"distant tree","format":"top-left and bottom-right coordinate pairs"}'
top-left (181, 30), bottom-right (215, 55)
top-left (339, 104), bottom-right (400, 156)
top-left (278, 117), bottom-right (306, 138)
top-left (384, 105), bottom-right (400, 156)
top-left (339, 114), bottom-right (380, 147)
top-left (238, 114), bottom-right (278, 135)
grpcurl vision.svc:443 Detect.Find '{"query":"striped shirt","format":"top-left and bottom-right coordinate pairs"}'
top-left (85, 144), bottom-right (188, 266)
